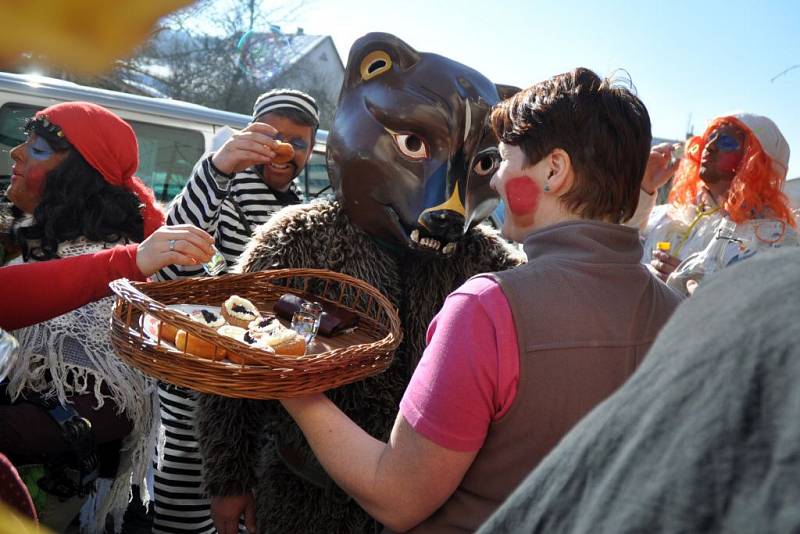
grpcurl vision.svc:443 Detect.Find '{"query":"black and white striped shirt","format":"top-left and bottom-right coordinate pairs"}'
top-left (151, 155), bottom-right (299, 533)
top-left (156, 155), bottom-right (300, 281)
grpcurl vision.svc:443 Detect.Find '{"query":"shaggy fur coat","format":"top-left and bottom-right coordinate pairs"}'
top-left (197, 199), bottom-right (523, 533)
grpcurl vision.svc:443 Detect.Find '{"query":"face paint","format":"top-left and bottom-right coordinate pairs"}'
top-left (27, 136), bottom-right (57, 161)
top-left (505, 176), bottom-right (541, 216)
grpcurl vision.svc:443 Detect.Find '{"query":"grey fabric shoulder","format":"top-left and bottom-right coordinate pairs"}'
top-left (479, 247), bottom-right (800, 534)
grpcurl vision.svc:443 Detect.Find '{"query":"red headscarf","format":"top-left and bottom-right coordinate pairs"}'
top-left (35, 102), bottom-right (165, 237)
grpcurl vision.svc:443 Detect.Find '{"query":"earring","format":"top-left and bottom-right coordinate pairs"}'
top-left (543, 183), bottom-right (550, 192)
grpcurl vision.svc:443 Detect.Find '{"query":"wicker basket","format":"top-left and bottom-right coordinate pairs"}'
top-left (109, 268), bottom-right (402, 399)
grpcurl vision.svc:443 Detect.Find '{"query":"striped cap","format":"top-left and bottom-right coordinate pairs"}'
top-left (252, 89), bottom-right (320, 125)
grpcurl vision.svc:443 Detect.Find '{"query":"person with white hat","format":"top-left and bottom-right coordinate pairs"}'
top-left (628, 112), bottom-right (797, 291)
top-left (150, 88), bottom-right (319, 534)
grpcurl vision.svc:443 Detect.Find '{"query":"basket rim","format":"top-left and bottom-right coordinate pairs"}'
top-left (109, 268), bottom-right (402, 368)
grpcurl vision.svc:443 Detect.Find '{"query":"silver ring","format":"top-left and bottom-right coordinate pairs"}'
top-left (168, 239), bottom-right (176, 252)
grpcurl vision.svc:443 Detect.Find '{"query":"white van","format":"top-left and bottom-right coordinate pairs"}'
top-left (0, 71), bottom-right (330, 203)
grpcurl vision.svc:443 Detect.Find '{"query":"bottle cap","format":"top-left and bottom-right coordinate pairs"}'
top-left (656, 241), bottom-right (671, 252)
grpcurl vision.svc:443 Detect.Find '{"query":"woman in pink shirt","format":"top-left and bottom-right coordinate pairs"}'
top-left (212, 69), bottom-right (681, 534)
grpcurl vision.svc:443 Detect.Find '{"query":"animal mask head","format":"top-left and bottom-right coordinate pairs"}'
top-left (327, 32), bottom-right (518, 255)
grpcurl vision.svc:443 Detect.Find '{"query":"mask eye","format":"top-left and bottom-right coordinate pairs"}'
top-left (473, 154), bottom-right (499, 177)
top-left (360, 50), bottom-right (393, 81)
top-left (392, 133), bottom-right (429, 160)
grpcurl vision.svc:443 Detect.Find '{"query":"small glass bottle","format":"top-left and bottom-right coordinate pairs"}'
top-left (667, 218), bottom-right (738, 296)
top-left (291, 301), bottom-right (324, 344)
top-left (202, 246), bottom-right (227, 276)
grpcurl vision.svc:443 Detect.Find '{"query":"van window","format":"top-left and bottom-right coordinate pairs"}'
top-left (0, 103), bottom-right (40, 181)
top-left (296, 150), bottom-right (331, 200)
top-left (127, 120), bottom-right (204, 203)
top-left (0, 102), bottom-right (204, 204)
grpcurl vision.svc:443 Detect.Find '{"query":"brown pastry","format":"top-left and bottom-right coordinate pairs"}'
top-left (158, 321), bottom-right (179, 344)
top-left (272, 141), bottom-right (295, 164)
top-left (175, 329), bottom-right (225, 361)
top-left (221, 295), bottom-right (260, 328)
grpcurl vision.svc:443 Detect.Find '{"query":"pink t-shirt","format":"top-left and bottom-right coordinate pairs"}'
top-left (399, 276), bottom-right (520, 452)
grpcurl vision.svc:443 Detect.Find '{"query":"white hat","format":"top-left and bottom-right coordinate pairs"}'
top-left (729, 112), bottom-right (790, 178)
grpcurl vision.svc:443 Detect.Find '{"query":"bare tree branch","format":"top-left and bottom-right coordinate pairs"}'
top-left (771, 64), bottom-right (800, 83)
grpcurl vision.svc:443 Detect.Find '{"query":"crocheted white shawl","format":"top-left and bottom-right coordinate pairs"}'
top-left (7, 238), bottom-right (158, 534)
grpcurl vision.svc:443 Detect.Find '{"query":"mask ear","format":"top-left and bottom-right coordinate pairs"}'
top-left (496, 84), bottom-right (521, 101)
top-left (344, 32), bottom-right (421, 86)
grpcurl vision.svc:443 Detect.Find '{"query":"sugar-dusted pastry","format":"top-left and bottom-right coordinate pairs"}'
top-left (218, 324), bottom-right (274, 364)
top-left (247, 314), bottom-right (281, 337)
top-left (257, 327), bottom-right (306, 357)
top-left (221, 295), bottom-right (260, 328)
top-left (189, 308), bottom-right (225, 328)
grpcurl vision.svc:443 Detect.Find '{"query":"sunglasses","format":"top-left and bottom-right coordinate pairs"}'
top-left (707, 131), bottom-right (742, 152)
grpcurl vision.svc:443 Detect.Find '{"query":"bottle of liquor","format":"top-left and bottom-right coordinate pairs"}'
top-left (666, 218), bottom-right (738, 296)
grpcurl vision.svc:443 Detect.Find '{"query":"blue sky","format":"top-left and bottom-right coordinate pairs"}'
top-left (272, 0), bottom-right (800, 179)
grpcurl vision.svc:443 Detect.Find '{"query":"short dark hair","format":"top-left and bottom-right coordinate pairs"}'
top-left (490, 68), bottom-right (651, 223)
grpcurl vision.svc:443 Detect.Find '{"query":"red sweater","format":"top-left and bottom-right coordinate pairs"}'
top-left (1, 244), bottom-right (146, 331)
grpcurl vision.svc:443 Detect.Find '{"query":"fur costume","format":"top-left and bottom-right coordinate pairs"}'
top-left (198, 200), bottom-right (521, 532)
top-left (197, 32), bottom-right (523, 532)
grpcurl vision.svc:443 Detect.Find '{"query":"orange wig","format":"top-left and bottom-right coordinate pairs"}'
top-left (668, 116), bottom-right (795, 227)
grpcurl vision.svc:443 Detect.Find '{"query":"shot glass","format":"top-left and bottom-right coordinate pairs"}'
top-left (291, 301), bottom-right (324, 344)
top-left (202, 246), bottom-right (227, 276)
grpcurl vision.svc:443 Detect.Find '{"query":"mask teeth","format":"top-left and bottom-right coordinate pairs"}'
top-left (442, 242), bottom-right (456, 255)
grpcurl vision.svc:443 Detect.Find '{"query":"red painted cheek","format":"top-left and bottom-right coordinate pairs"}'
top-left (505, 176), bottom-right (541, 216)
top-left (25, 168), bottom-right (48, 197)
top-left (716, 152), bottom-right (743, 173)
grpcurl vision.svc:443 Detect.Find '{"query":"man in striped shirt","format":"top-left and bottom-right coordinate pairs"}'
top-left (152, 89), bottom-right (319, 534)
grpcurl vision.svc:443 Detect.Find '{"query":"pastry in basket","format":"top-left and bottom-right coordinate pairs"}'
top-left (157, 308), bottom-right (223, 343)
top-left (247, 314), bottom-right (306, 356)
top-left (247, 314), bottom-right (280, 336)
top-left (221, 295), bottom-right (260, 328)
top-left (218, 324), bottom-right (273, 364)
top-left (190, 308), bottom-right (225, 328)
top-left (256, 325), bottom-right (306, 356)
top-left (175, 329), bottom-right (225, 361)
top-left (158, 321), bottom-right (179, 344)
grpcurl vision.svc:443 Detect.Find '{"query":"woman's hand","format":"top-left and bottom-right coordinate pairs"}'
top-left (650, 249), bottom-right (682, 281)
top-left (642, 143), bottom-right (681, 195)
top-left (135, 224), bottom-right (215, 276)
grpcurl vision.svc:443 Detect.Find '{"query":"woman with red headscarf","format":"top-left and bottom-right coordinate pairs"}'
top-left (631, 112), bottom-right (797, 293)
top-left (0, 102), bottom-right (165, 532)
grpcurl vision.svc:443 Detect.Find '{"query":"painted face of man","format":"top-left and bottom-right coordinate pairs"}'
top-left (255, 112), bottom-right (315, 192)
top-left (699, 123), bottom-right (746, 187)
top-left (7, 133), bottom-right (69, 213)
top-left (490, 143), bottom-right (546, 242)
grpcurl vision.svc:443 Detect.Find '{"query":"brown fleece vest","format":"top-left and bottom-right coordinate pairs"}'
top-left (408, 221), bottom-right (683, 533)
